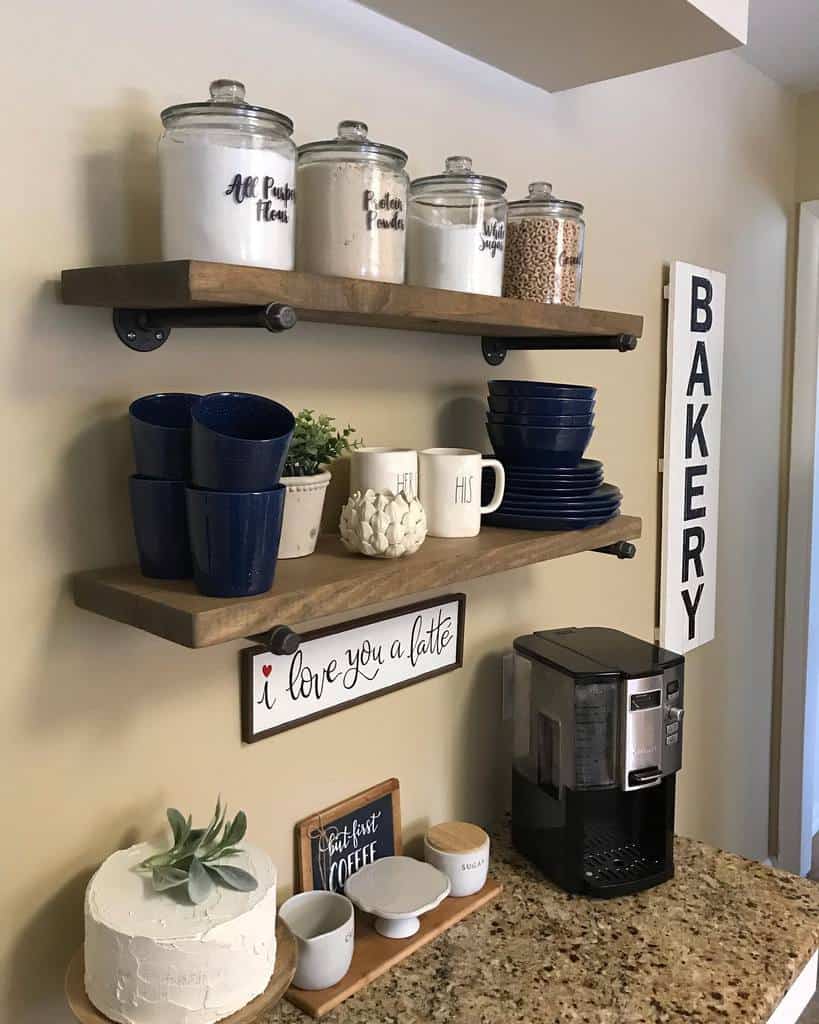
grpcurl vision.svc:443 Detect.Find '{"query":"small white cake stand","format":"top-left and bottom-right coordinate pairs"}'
top-left (344, 856), bottom-right (451, 938)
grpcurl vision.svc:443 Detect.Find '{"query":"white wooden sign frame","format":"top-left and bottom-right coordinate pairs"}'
top-left (241, 594), bottom-right (465, 742)
top-left (659, 261), bottom-right (725, 653)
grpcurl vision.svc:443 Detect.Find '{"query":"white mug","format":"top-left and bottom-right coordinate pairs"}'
top-left (278, 890), bottom-right (355, 990)
top-left (350, 447), bottom-right (418, 498)
top-left (419, 448), bottom-right (505, 537)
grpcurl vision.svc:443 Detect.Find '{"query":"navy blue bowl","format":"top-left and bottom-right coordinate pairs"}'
top-left (129, 393), bottom-right (199, 480)
top-left (129, 475), bottom-right (193, 579)
top-left (488, 380), bottom-right (596, 400)
top-left (488, 395), bottom-right (596, 416)
top-left (486, 421), bottom-right (594, 468)
top-left (487, 411), bottom-right (595, 428)
top-left (192, 392), bottom-right (295, 492)
top-left (186, 485), bottom-right (285, 598)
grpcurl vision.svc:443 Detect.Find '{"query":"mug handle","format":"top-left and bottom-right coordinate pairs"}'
top-left (480, 459), bottom-right (506, 515)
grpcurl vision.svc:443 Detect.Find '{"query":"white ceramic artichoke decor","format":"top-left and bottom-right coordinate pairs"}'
top-left (339, 490), bottom-right (427, 558)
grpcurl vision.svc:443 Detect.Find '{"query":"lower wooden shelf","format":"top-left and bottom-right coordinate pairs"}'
top-left (286, 879), bottom-right (502, 1019)
top-left (73, 516), bottom-right (642, 649)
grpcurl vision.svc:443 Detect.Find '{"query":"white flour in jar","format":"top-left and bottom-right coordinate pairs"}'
top-left (296, 161), bottom-right (406, 282)
top-left (406, 219), bottom-right (505, 295)
top-left (160, 139), bottom-right (296, 268)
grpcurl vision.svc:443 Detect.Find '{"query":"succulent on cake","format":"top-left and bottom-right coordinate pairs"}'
top-left (138, 799), bottom-right (257, 904)
top-left (339, 489), bottom-right (427, 558)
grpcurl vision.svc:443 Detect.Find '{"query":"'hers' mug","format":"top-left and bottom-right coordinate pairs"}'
top-left (350, 447), bottom-right (418, 498)
top-left (419, 448), bottom-right (505, 538)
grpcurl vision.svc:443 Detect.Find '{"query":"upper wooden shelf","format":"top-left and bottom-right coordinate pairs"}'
top-left (74, 517), bottom-right (641, 649)
top-left (60, 261), bottom-right (643, 349)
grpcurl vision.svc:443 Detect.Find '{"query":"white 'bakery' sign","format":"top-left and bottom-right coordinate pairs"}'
top-left (660, 262), bottom-right (725, 653)
top-left (241, 596), bottom-right (465, 742)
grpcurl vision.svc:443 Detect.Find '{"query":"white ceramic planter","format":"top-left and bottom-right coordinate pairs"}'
top-left (279, 471), bottom-right (332, 559)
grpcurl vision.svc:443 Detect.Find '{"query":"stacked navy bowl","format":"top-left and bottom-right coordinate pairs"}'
top-left (483, 380), bottom-right (622, 530)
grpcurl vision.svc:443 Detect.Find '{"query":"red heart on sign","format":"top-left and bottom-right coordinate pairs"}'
top-left (262, 664), bottom-right (272, 678)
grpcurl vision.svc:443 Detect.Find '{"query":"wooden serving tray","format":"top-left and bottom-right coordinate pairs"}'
top-left (286, 878), bottom-right (502, 1019)
top-left (66, 920), bottom-right (297, 1024)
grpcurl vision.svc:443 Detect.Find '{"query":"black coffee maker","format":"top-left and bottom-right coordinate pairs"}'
top-left (511, 627), bottom-right (684, 898)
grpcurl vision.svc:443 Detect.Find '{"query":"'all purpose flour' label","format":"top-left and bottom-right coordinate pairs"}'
top-left (160, 141), bottom-right (296, 268)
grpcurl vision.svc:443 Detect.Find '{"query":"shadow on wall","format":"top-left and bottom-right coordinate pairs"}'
top-left (82, 89), bottom-right (161, 265)
top-left (7, 816), bottom-right (149, 1024)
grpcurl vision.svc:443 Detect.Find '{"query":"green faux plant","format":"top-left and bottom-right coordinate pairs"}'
top-left (138, 799), bottom-right (257, 904)
top-left (284, 409), bottom-right (359, 477)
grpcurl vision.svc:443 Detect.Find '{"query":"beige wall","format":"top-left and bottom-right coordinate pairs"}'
top-left (797, 89), bottom-right (819, 200)
top-left (0, 2), bottom-right (797, 1020)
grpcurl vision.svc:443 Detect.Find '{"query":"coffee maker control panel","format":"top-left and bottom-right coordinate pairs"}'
top-left (661, 674), bottom-right (684, 777)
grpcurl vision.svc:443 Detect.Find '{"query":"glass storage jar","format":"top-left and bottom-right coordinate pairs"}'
top-left (406, 156), bottom-right (507, 296)
top-left (296, 121), bottom-right (408, 283)
top-left (159, 79), bottom-right (296, 269)
top-left (503, 182), bottom-right (585, 305)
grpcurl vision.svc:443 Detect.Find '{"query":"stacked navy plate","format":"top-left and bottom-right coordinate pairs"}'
top-left (483, 380), bottom-right (622, 531)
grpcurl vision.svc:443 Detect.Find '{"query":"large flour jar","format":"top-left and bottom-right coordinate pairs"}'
top-left (159, 79), bottom-right (296, 269)
top-left (406, 156), bottom-right (507, 296)
top-left (296, 121), bottom-right (408, 283)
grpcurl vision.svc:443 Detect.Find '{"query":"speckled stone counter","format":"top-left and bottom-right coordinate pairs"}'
top-left (267, 825), bottom-right (819, 1023)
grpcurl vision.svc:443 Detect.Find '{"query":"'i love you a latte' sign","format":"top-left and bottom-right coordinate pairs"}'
top-left (241, 595), bottom-right (465, 742)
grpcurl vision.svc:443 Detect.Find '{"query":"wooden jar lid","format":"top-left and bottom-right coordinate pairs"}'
top-left (426, 821), bottom-right (488, 854)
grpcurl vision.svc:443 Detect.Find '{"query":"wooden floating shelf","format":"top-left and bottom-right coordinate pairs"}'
top-left (60, 260), bottom-right (643, 344)
top-left (73, 517), bottom-right (641, 649)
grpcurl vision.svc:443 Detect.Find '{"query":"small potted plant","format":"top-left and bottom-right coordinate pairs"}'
top-left (279, 409), bottom-right (358, 558)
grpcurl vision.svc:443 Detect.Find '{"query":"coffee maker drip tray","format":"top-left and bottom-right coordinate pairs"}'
top-left (582, 828), bottom-right (667, 892)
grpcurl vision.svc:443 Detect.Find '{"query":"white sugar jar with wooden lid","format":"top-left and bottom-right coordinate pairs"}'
top-left (423, 821), bottom-right (489, 897)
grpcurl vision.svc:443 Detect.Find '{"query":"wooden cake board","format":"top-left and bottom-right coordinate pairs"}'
top-left (65, 920), bottom-right (297, 1024)
top-left (286, 877), bottom-right (502, 1019)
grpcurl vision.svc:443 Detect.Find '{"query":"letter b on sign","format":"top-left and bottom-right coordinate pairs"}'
top-left (690, 276), bottom-right (713, 333)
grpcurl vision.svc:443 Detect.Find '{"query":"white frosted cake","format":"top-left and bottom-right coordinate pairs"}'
top-left (84, 841), bottom-right (277, 1024)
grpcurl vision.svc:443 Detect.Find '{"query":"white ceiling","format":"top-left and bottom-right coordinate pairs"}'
top-left (741, 0), bottom-right (819, 93)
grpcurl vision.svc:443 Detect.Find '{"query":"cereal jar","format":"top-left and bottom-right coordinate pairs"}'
top-left (503, 182), bottom-right (585, 305)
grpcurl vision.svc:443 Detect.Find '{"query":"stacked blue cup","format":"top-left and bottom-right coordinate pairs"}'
top-left (186, 393), bottom-right (295, 598)
top-left (128, 393), bottom-right (199, 580)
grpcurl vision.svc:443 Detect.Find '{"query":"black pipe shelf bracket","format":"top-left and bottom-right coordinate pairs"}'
top-left (113, 303), bottom-right (298, 351)
top-left (481, 333), bottom-right (638, 366)
top-left (245, 624), bottom-right (303, 655)
top-left (594, 540), bottom-right (637, 559)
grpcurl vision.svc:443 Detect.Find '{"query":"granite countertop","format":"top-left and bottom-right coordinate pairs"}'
top-left (268, 825), bottom-right (819, 1023)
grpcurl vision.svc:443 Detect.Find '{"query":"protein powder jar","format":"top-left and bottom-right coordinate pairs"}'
top-left (406, 156), bottom-right (507, 296)
top-left (296, 121), bottom-right (408, 283)
top-left (159, 79), bottom-right (295, 269)
top-left (503, 182), bottom-right (585, 305)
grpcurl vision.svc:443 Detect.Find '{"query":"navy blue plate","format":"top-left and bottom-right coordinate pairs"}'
top-left (498, 491), bottom-right (621, 509)
top-left (485, 510), bottom-right (619, 531)
top-left (499, 502), bottom-right (621, 518)
top-left (500, 458), bottom-right (604, 476)
top-left (501, 483), bottom-right (621, 502)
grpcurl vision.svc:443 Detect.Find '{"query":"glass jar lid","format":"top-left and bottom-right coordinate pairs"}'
top-left (411, 156), bottom-right (507, 197)
top-left (508, 181), bottom-right (583, 216)
top-left (161, 79), bottom-right (294, 135)
top-left (298, 121), bottom-right (408, 166)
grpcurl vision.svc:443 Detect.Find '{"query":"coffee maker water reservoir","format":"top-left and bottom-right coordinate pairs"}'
top-left (512, 627), bottom-right (684, 898)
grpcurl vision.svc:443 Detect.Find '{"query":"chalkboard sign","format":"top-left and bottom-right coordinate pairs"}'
top-left (295, 779), bottom-right (402, 893)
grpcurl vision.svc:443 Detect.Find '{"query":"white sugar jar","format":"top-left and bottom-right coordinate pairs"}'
top-left (159, 79), bottom-right (296, 269)
top-left (296, 121), bottom-right (409, 283)
top-left (424, 821), bottom-right (490, 897)
top-left (407, 157), bottom-right (507, 296)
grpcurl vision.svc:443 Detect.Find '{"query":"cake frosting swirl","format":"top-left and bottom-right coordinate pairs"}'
top-left (84, 841), bottom-right (277, 1024)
